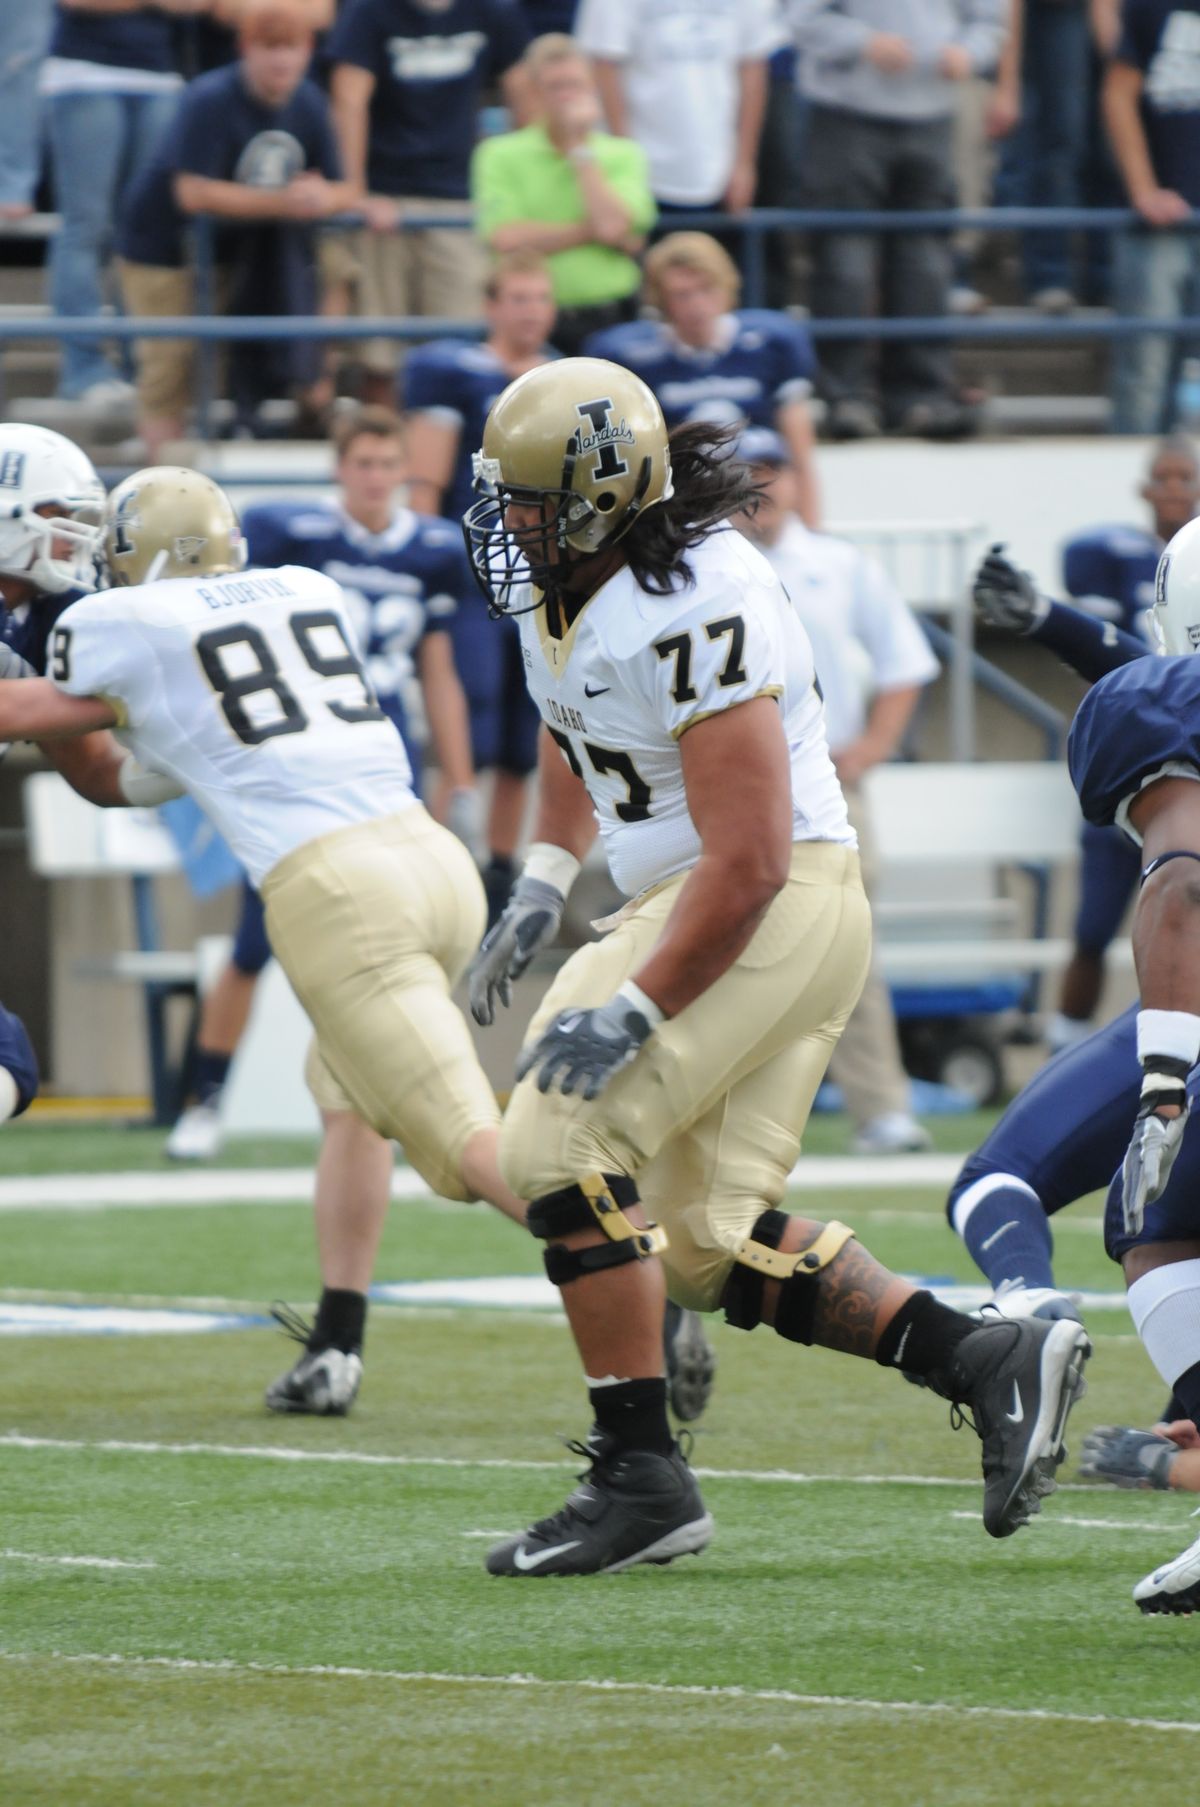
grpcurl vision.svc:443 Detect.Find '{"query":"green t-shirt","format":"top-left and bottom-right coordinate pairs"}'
top-left (471, 124), bottom-right (656, 309)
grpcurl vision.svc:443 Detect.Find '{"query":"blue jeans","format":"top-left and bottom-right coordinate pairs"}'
top-left (46, 87), bottom-right (178, 395)
top-left (0, 0), bottom-right (53, 207)
top-left (994, 1), bottom-right (1089, 295)
top-left (1111, 229), bottom-right (1200, 434)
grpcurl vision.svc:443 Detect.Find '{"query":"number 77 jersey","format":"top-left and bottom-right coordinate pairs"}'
top-left (48, 565), bottom-right (419, 886)
top-left (516, 528), bottom-right (854, 898)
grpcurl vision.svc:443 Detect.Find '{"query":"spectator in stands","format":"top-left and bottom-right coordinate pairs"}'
top-left (471, 34), bottom-right (654, 354)
top-left (42, 0), bottom-right (195, 403)
top-left (1105, 0), bottom-right (1200, 434)
top-left (118, 0), bottom-right (353, 458)
top-left (735, 426), bottom-right (940, 1154)
top-left (584, 231), bottom-right (822, 525)
top-left (574, 0), bottom-right (778, 220)
top-left (327, 0), bottom-right (531, 405)
top-left (992, 0), bottom-right (1089, 314)
top-left (403, 250), bottom-right (557, 920)
top-left (792, 0), bottom-right (1006, 440)
top-left (0, 1), bottom-right (54, 221)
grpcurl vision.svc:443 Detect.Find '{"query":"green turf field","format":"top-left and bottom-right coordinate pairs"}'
top-left (1, 1119), bottom-right (1195, 1807)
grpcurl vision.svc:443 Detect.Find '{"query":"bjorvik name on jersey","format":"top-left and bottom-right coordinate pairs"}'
top-left (518, 529), bottom-right (854, 898)
top-left (49, 565), bottom-right (417, 886)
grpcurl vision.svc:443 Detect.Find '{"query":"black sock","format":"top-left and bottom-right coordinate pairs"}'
top-left (310, 1288), bottom-right (367, 1356)
top-left (588, 1377), bottom-right (673, 1456)
top-left (875, 1290), bottom-right (976, 1376)
top-left (1168, 1360), bottom-right (1200, 1438)
top-left (194, 1048), bottom-right (231, 1105)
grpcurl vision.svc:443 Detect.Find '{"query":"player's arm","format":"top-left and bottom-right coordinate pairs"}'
top-left (776, 398), bottom-right (821, 529)
top-left (403, 414), bottom-right (460, 517)
top-left (973, 546), bottom-right (1145, 679)
top-left (1117, 777), bottom-right (1200, 1231)
top-left (629, 696), bottom-right (791, 1017)
top-left (0, 678), bottom-right (117, 742)
top-left (416, 629), bottom-right (476, 802)
top-left (468, 724), bottom-right (598, 1025)
top-left (834, 682), bottom-right (922, 788)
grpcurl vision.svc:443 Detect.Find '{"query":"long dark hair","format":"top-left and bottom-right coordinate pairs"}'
top-left (621, 421), bottom-right (761, 595)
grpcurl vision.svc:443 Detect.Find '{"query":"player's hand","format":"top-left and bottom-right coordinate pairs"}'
top-left (468, 876), bottom-right (565, 1025)
top-left (972, 544), bottom-right (1050, 634)
top-left (1077, 1424), bottom-right (1177, 1490)
top-left (1121, 1062), bottom-right (1190, 1236)
top-left (516, 995), bottom-right (654, 1101)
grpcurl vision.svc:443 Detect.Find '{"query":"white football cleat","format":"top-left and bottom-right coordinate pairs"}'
top-left (165, 1101), bottom-right (224, 1162)
top-left (852, 1112), bottom-right (933, 1155)
top-left (982, 1279), bottom-right (1084, 1325)
top-left (265, 1346), bottom-right (363, 1416)
top-left (1134, 1524), bottom-right (1200, 1614)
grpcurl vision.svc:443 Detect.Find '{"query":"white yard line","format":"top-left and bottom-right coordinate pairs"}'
top-left (0, 1649), bottom-right (1196, 1735)
top-left (948, 1510), bottom-right (1170, 1535)
top-left (1, 1549), bottom-right (156, 1570)
top-left (0, 1430), bottom-right (1113, 1493)
top-left (0, 1153), bottom-right (969, 1213)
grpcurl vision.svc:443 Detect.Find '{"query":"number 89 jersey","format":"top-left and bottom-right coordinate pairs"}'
top-left (50, 565), bottom-right (418, 886)
top-left (518, 528), bottom-right (854, 897)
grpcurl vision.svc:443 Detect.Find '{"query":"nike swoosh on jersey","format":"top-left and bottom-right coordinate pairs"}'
top-left (512, 1540), bottom-right (582, 1571)
top-left (583, 683), bottom-right (611, 697)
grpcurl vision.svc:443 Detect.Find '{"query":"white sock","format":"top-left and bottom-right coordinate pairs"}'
top-left (1128, 1260), bottom-right (1200, 1387)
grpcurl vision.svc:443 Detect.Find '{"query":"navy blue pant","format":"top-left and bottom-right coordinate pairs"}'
top-left (451, 600), bottom-right (540, 777)
top-left (231, 879), bottom-right (271, 977)
top-left (0, 1001), bottom-right (38, 1116)
top-left (1074, 820), bottom-right (1140, 958)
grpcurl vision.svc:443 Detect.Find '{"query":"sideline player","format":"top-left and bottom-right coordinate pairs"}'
top-left (0, 424), bottom-right (187, 1121)
top-left (462, 358), bottom-right (1091, 1576)
top-left (165, 404), bottom-right (480, 1161)
top-left (1062, 514), bottom-right (1200, 1610)
top-left (403, 252), bottom-right (557, 922)
top-left (0, 465), bottom-right (529, 1416)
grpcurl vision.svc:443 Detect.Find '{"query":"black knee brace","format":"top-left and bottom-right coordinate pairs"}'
top-left (527, 1171), bottom-right (668, 1287)
top-left (721, 1210), bottom-right (856, 1344)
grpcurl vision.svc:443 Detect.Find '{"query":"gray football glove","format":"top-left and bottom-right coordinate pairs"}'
top-left (972, 544), bottom-right (1050, 635)
top-left (468, 875), bottom-right (565, 1026)
top-left (1078, 1425), bottom-right (1177, 1490)
top-left (515, 995), bottom-right (654, 1101)
top-left (1121, 1061), bottom-right (1190, 1236)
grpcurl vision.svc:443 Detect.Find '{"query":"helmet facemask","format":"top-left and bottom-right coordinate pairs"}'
top-left (0, 501), bottom-right (104, 595)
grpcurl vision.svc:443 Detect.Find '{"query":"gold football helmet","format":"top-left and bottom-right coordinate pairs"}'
top-left (104, 467), bottom-right (246, 588)
top-left (463, 357), bottom-right (672, 613)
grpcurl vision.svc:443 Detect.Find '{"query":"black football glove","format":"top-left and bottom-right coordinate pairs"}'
top-left (516, 996), bottom-right (654, 1100)
top-left (972, 544), bottom-right (1050, 635)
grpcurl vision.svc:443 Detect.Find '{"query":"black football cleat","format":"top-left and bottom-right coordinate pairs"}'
top-left (934, 1316), bottom-right (1091, 1537)
top-left (663, 1300), bottom-right (716, 1423)
top-left (486, 1430), bottom-right (713, 1577)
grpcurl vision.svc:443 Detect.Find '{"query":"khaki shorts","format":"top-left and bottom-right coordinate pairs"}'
top-left (499, 840), bottom-right (872, 1311)
top-left (261, 805), bottom-right (499, 1201)
top-left (117, 258), bottom-right (194, 424)
top-left (355, 198), bottom-right (486, 375)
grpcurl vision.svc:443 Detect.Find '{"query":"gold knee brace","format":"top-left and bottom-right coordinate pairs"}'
top-left (723, 1210), bottom-right (856, 1340)
top-left (528, 1171), bottom-right (669, 1287)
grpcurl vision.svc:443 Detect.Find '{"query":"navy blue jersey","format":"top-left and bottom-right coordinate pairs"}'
top-left (582, 310), bottom-right (816, 431)
top-left (1062, 524), bottom-right (1160, 637)
top-left (119, 65), bottom-right (342, 268)
top-left (325, 0), bottom-right (529, 199)
top-left (402, 339), bottom-right (559, 525)
top-left (242, 499), bottom-right (467, 763)
top-left (0, 587), bottom-right (86, 678)
top-left (1068, 654), bottom-right (1200, 831)
top-left (50, 6), bottom-right (177, 73)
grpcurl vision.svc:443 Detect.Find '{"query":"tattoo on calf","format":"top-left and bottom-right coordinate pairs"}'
top-left (810, 1239), bottom-right (894, 1358)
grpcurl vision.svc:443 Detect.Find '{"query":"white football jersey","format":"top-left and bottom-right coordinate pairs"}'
top-left (50, 565), bottom-right (418, 885)
top-left (516, 527), bottom-right (854, 898)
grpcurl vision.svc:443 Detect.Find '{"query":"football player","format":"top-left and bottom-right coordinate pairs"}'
top-left (1062, 514), bottom-right (1200, 1611)
top-left (462, 358), bottom-right (1091, 1577)
top-left (403, 252), bottom-right (558, 922)
top-left (0, 464), bottom-right (529, 1415)
top-left (0, 424), bottom-right (187, 1122)
top-left (166, 403), bottom-right (481, 1163)
top-left (582, 233), bottom-right (821, 528)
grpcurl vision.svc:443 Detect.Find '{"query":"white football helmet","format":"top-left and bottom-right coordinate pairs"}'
top-left (1153, 515), bottom-right (1200, 654)
top-left (0, 424), bottom-right (104, 595)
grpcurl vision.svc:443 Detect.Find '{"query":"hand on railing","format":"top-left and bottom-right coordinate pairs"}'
top-left (362, 195), bottom-right (402, 234)
top-left (1132, 186), bottom-right (1193, 228)
top-left (865, 33), bottom-right (915, 73)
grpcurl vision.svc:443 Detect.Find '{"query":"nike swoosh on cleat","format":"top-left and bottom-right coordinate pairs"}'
top-left (583, 683), bottom-right (610, 697)
top-left (1005, 1380), bottom-right (1025, 1424)
top-left (512, 1540), bottom-right (582, 1571)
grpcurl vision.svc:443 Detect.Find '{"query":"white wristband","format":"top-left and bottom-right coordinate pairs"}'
top-left (522, 841), bottom-right (582, 898)
top-left (1137, 1008), bottom-right (1200, 1068)
top-left (617, 980), bottom-right (666, 1029)
top-left (117, 755), bottom-right (185, 807)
